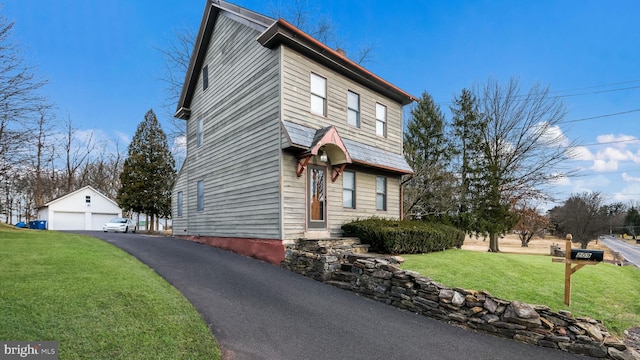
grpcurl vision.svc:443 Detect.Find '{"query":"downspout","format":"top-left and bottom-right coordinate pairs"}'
top-left (399, 180), bottom-right (404, 220)
top-left (278, 46), bottom-right (284, 242)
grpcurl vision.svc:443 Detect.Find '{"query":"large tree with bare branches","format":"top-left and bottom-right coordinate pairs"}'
top-left (462, 77), bottom-right (575, 252)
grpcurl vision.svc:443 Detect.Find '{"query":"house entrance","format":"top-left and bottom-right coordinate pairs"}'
top-left (308, 165), bottom-right (327, 229)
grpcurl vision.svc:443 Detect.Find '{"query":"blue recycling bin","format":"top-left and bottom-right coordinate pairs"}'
top-left (28, 220), bottom-right (47, 230)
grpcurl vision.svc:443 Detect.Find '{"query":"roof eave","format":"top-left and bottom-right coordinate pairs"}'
top-left (257, 19), bottom-right (418, 106)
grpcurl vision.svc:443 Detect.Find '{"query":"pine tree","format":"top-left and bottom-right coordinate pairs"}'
top-left (118, 109), bottom-right (175, 233)
top-left (403, 92), bottom-right (456, 220)
top-left (450, 88), bottom-right (483, 230)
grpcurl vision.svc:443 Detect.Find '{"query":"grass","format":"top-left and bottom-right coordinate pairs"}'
top-left (401, 249), bottom-right (640, 336)
top-left (0, 224), bottom-right (221, 359)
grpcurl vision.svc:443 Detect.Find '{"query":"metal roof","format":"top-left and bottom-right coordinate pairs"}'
top-left (282, 121), bottom-right (413, 174)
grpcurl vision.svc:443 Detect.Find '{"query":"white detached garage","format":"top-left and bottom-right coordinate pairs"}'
top-left (37, 186), bottom-right (122, 231)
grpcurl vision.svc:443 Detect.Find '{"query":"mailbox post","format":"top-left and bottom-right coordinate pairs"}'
top-left (552, 234), bottom-right (603, 305)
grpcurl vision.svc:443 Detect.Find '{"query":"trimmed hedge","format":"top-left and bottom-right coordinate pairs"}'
top-left (341, 218), bottom-right (465, 254)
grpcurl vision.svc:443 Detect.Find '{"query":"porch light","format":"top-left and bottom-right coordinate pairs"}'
top-left (319, 150), bottom-right (328, 163)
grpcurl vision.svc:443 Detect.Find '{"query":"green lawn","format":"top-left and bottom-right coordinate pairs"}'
top-left (401, 249), bottom-right (640, 336)
top-left (0, 225), bottom-right (221, 359)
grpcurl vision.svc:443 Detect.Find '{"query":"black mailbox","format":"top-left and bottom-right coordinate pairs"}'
top-left (570, 249), bottom-right (604, 262)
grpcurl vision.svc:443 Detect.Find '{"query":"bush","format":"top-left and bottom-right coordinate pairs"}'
top-left (341, 218), bottom-right (465, 254)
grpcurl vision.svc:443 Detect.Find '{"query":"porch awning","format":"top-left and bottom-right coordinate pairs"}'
top-left (282, 121), bottom-right (413, 175)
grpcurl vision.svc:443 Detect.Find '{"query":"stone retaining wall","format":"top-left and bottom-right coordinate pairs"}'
top-left (282, 241), bottom-right (639, 360)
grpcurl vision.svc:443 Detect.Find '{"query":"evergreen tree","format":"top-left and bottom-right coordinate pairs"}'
top-left (403, 92), bottom-right (456, 220)
top-left (624, 207), bottom-right (640, 237)
top-left (449, 88), bottom-right (484, 230)
top-left (118, 109), bottom-right (175, 233)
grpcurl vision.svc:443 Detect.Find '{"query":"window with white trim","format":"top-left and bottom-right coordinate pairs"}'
top-left (197, 181), bottom-right (204, 212)
top-left (376, 176), bottom-right (387, 211)
top-left (197, 117), bottom-right (203, 147)
top-left (347, 91), bottom-right (360, 127)
top-left (177, 191), bottom-right (183, 217)
top-left (343, 171), bottom-right (356, 208)
top-left (376, 103), bottom-right (387, 137)
top-left (310, 73), bottom-right (326, 116)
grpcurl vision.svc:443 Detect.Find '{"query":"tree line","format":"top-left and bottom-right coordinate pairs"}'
top-left (2, 5), bottom-right (635, 246)
top-left (403, 79), bottom-right (639, 250)
top-left (0, 12), bottom-right (175, 231)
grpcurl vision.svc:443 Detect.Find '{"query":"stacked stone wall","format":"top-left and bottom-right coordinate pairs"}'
top-left (282, 241), bottom-right (639, 360)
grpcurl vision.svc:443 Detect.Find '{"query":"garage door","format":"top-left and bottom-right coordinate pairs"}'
top-left (54, 212), bottom-right (85, 230)
top-left (92, 213), bottom-right (119, 231)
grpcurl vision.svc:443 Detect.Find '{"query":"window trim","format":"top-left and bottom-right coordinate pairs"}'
top-left (197, 181), bottom-right (204, 212)
top-left (196, 117), bottom-right (203, 147)
top-left (202, 65), bottom-right (209, 91)
top-left (310, 73), bottom-right (327, 116)
top-left (347, 91), bottom-right (360, 128)
top-left (376, 103), bottom-right (387, 137)
top-left (343, 170), bottom-right (356, 209)
top-left (177, 191), bottom-right (183, 217)
top-left (376, 176), bottom-right (387, 211)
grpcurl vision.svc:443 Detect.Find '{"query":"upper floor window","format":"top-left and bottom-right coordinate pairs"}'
top-left (202, 65), bottom-right (209, 91)
top-left (197, 181), bottom-right (204, 212)
top-left (177, 191), bottom-right (183, 217)
top-left (85, 196), bottom-right (91, 204)
top-left (376, 176), bottom-right (387, 211)
top-left (310, 73), bottom-right (326, 116)
top-left (347, 91), bottom-right (360, 127)
top-left (197, 117), bottom-right (203, 147)
top-left (343, 171), bottom-right (356, 209)
top-left (376, 103), bottom-right (387, 137)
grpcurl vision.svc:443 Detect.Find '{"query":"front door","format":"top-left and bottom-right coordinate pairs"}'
top-left (308, 165), bottom-right (327, 229)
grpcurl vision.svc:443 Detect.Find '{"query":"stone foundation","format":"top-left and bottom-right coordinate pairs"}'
top-left (283, 239), bottom-right (639, 360)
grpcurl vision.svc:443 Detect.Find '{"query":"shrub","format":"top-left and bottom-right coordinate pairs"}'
top-left (341, 218), bottom-right (465, 254)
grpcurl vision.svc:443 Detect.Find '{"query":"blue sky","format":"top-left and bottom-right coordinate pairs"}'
top-left (5, 0), bottom-right (640, 208)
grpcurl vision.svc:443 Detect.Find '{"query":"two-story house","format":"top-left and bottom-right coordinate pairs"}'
top-left (172, 0), bottom-right (416, 264)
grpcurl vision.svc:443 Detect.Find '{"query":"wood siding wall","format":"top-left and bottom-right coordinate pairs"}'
top-left (173, 13), bottom-right (281, 239)
top-left (281, 46), bottom-right (404, 154)
top-left (282, 152), bottom-right (401, 241)
top-left (280, 45), bottom-right (405, 240)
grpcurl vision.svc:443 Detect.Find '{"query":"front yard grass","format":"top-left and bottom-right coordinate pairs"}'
top-left (0, 225), bottom-right (221, 359)
top-left (401, 249), bottom-right (640, 336)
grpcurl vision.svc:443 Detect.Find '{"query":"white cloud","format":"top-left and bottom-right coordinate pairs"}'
top-left (571, 146), bottom-right (593, 161)
top-left (591, 159), bottom-right (618, 172)
top-left (114, 130), bottom-right (131, 145)
top-left (538, 123), bottom-right (570, 147)
top-left (622, 173), bottom-right (640, 182)
top-left (596, 133), bottom-right (639, 148)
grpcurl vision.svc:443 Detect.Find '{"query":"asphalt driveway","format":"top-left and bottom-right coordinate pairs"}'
top-left (78, 231), bottom-right (587, 360)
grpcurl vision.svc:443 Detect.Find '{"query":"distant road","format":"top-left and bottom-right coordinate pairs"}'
top-left (600, 236), bottom-right (640, 267)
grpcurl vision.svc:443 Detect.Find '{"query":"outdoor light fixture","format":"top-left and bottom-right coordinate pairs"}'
top-left (319, 150), bottom-right (328, 163)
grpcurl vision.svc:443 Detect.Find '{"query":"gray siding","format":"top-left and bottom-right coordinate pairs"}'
top-left (282, 152), bottom-right (401, 241)
top-left (281, 46), bottom-right (404, 154)
top-left (173, 13), bottom-right (281, 239)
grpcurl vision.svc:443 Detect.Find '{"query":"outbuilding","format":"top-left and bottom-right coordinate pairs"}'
top-left (37, 186), bottom-right (122, 230)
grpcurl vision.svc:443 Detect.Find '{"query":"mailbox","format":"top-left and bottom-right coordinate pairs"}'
top-left (570, 249), bottom-right (604, 262)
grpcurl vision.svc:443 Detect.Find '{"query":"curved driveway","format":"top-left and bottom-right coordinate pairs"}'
top-left (78, 231), bottom-right (586, 360)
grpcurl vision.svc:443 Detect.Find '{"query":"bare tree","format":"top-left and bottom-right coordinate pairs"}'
top-left (549, 192), bottom-right (609, 249)
top-left (62, 118), bottom-right (96, 193)
top-left (512, 202), bottom-right (552, 247)
top-left (0, 14), bottom-right (48, 169)
top-left (464, 77), bottom-right (576, 252)
top-left (156, 26), bottom-right (194, 142)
